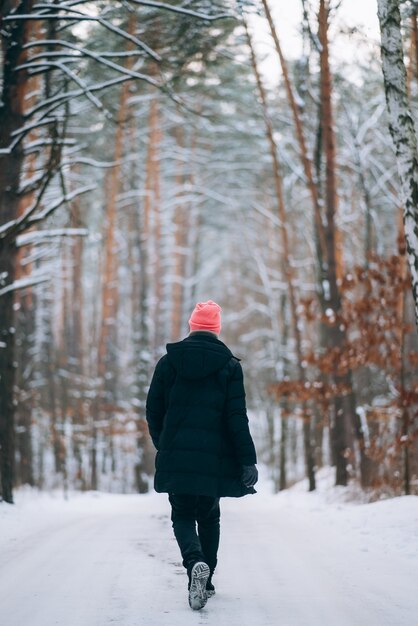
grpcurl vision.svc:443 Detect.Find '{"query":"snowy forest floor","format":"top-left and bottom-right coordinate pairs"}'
top-left (1, 469), bottom-right (417, 626)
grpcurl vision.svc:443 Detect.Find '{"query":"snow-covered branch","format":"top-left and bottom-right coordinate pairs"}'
top-left (125, 0), bottom-right (234, 21)
top-left (15, 60), bottom-right (104, 112)
top-left (5, 8), bottom-right (162, 62)
top-left (0, 185), bottom-right (95, 241)
top-left (16, 228), bottom-right (89, 247)
top-left (0, 275), bottom-right (50, 297)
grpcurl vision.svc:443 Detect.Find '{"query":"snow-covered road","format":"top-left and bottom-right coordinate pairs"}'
top-left (1, 483), bottom-right (417, 626)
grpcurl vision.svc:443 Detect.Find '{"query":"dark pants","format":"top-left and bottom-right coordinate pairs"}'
top-left (168, 494), bottom-right (220, 577)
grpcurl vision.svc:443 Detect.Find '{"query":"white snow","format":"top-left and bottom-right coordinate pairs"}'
top-left (1, 471), bottom-right (417, 626)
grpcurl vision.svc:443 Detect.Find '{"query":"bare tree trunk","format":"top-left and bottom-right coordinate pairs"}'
top-left (319, 0), bottom-right (356, 486)
top-left (69, 199), bottom-right (87, 488)
top-left (413, 9), bottom-right (418, 84)
top-left (153, 131), bottom-right (163, 353)
top-left (245, 17), bottom-right (315, 491)
top-left (128, 127), bottom-right (153, 494)
top-left (171, 125), bottom-right (188, 341)
top-left (70, 201), bottom-right (85, 370)
top-left (13, 34), bottom-right (43, 486)
top-left (279, 415), bottom-right (288, 491)
top-left (414, 9), bottom-right (418, 83)
top-left (94, 18), bottom-right (137, 488)
top-left (312, 53), bottom-right (333, 476)
top-left (129, 102), bottom-right (157, 471)
top-left (182, 129), bottom-right (201, 327)
top-left (143, 93), bottom-right (163, 355)
top-left (377, 0), bottom-right (418, 326)
top-left (407, 8), bottom-right (418, 94)
top-left (15, 222), bottom-right (35, 487)
top-left (279, 293), bottom-right (289, 491)
top-left (396, 209), bottom-right (411, 495)
top-left (14, 250), bottom-right (36, 487)
top-left (44, 295), bottom-right (63, 476)
top-left (0, 0), bottom-right (35, 503)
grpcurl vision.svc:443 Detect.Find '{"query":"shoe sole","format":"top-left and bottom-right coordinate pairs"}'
top-left (188, 562), bottom-right (210, 610)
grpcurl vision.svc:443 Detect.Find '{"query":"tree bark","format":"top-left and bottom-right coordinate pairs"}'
top-left (143, 92), bottom-right (163, 355)
top-left (319, 0), bottom-right (356, 486)
top-left (13, 39), bottom-right (42, 488)
top-left (406, 9), bottom-right (418, 93)
top-left (377, 0), bottom-right (418, 326)
top-left (171, 125), bottom-right (189, 341)
top-left (279, 293), bottom-right (289, 491)
top-left (0, 0), bottom-right (35, 503)
top-left (396, 209), bottom-right (411, 495)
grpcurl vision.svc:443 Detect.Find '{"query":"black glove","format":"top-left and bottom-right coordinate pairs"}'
top-left (242, 465), bottom-right (258, 488)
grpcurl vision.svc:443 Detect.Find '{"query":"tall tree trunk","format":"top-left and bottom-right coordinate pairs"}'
top-left (245, 18), bottom-right (315, 491)
top-left (153, 114), bottom-right (163, 353)
top-left (127, 105), bottom-right (155, 488)
top-left (312, 50), bottom-right (334, 475)
top-left (182, 128), bottom-right (201, 328)
top-left (143, 93), bottom-right (162, 355)
top-left (44, 293), bottom-right (63, 476)
top-left (13, 18), bottom-right (44, 487)
top-left (14, 284), bottom-right (35, 487)
top-left (0, 0), bottom-right (35, 503)
top-left (319, 0), bottom-right (356, 486)
top-left (94, 18), bottom-right (137, 488)
top-left (413, 9), bottom-right (418, 84)
top-left (414, 9), bottom-right (418, 83)
top-left (131, 198), bottom-right (152, 493)
top-left (57, 235), bottom-right (75, 493)
top-left (171, 125), bottom-right (188, 341)
top-left (377, 0), bottom-right (418, 326)
top-left (70, 200), bottom-right (85, 369)
top-left (279, 293), bottom-right (289, 491)
top-left (69, 200), bottom-right (86, 488)
top-left (406, 8), bottom-right (418, 93)
top-left (396, 209), bottom-right (411, 495)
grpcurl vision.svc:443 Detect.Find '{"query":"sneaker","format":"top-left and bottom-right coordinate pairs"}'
top-left (206, 575), bottom-right (215, 598)
top-left (188, 561), bottom-right (210, 610)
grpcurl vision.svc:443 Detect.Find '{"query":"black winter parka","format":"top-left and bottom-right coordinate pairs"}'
top-left (146, 332), bottom-right (257, 498)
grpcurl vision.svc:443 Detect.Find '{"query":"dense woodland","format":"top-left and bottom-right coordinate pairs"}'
top-left (0, 0), bottom-right (417, 504)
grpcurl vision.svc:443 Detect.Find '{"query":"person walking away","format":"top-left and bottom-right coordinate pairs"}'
top-left (146, 300), bottom-right (258, 610)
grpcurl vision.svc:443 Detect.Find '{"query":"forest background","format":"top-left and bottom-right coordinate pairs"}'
top-left (0, 0), bottom-right (417, 505)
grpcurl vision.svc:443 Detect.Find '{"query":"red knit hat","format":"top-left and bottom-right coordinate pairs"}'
top-left (189, 300), bottom-right (222, 335)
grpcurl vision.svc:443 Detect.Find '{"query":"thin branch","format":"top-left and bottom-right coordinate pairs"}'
top-left (23, 138), bottom-right (76, 158)
top-left (59, 156), bottom-right (123, 169)
top-left (27, 184), bottom-right (96, 228)
top-left (0, 275), bottom-right (50, 298)
top-left (5, 9), bottom-right (162, 62)
top-left (5, 75), bottom-right (135, 150)
top-left (0, 117), bottom-right (60, 155)
top-left (27, 49), bottom-right (146, 61)
top-left (15, 60), bottom-right (104, 112)
top-left (20, 40), bottom-right (161, 109)
top-left (17, 228), bottom-right (89, 246)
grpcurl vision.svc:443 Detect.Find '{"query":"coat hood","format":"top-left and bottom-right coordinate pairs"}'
top-left (166, 333), bottom-right (234, 380)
